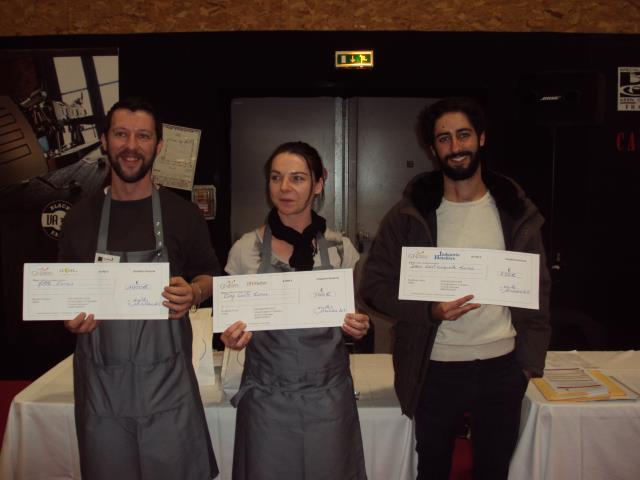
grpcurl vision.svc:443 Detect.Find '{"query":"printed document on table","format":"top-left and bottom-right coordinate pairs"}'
top-left (213, 268), bottom-right (354, 332)
top-left (543, 368), bottom-right (609, 399)
top-left (533, 368), bottom-right (634, 401)
top-left (399, 247), bottom-right (539, 309)
top-left (23, 263), bottom-right (170, 320)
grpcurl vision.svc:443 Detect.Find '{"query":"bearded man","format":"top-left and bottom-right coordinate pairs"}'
top-left (360, 97), bottom-right (550, 480)
top-left (59, 98), bottom-right (219, 480)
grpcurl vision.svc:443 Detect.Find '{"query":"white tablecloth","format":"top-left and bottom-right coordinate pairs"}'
top-left (0, 354), bottom-right (416, 480)
top-left (509, 351), bottom-right (640, 480)
top-left (3, 351), bottom-right (639, 480)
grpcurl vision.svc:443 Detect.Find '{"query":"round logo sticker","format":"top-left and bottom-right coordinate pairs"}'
top-left (41, 200), bottom-right (72, 240)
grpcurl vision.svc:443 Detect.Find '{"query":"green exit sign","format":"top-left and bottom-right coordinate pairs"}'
top-left (335, 50), bottom-right (374, 69)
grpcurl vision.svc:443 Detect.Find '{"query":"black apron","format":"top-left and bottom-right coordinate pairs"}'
top-left (73, 188), bottom-right (218, 480)
top-left (230, 226), bottom-right (367, 480)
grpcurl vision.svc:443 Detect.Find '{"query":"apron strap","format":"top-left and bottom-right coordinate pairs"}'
top-left (316, 233), bottom-right (331, 270)
top-left (258, 226), bottom-right (274, 273)
top-left (96, 189), bottom-right (112, 253)
top-left (150, 188), bottom-right (165, 259)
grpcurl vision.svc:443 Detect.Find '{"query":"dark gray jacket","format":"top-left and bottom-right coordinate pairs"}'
top-left (359, 170), bottom-right (551, 418)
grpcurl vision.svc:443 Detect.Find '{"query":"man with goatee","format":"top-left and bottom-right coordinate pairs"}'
top-left (360, 97), bottom-right (550, 480)
top-left (59, 98), bottom-right (219, 480)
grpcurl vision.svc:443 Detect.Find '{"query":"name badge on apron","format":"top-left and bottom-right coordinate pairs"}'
top-left (95, 253), bottom-right (121, 263)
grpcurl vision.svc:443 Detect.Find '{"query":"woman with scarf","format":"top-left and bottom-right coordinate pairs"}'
top-left (221, 141), bottom-right (369, 480)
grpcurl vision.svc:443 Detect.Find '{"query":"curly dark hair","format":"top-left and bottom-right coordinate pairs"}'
top-left (418, 97), bottom-right (487, 148)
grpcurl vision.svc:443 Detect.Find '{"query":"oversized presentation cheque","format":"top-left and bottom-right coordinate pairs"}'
top-left (399, 247), bottom-right (540, 309)
top-left (23, 263), bottom-right (170, 320)
top-left (213, 268), bottom-right (355, 332)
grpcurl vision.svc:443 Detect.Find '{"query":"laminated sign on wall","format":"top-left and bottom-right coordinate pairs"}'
top-left (618, 67), bottom-right (640, 111)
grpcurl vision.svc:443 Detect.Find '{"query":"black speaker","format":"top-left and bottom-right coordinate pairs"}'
top-left (518, 71), bottom-right (605, 126)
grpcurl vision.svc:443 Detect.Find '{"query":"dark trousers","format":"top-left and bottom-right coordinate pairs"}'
top-left (414, 351), bottom-right (529, 480)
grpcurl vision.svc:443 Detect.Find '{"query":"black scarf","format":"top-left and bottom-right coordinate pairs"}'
top-left (267, 208), bottom-right (326, 271)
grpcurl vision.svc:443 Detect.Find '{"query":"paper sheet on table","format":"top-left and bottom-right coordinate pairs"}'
top-left (605, 372), bottom-right (640, 398)
top-left (544, 351), bottom-right (598, 369)
top-left (212, 268), bottom-right (354, 332)
top-left (536, 368), bottom-right (609, 400)
top-left (23, 263), bottom-right (169, 320)
top-left (533, 368), bottom-right (633, 401)
top-left (399, 247), bottom-right (540, 309)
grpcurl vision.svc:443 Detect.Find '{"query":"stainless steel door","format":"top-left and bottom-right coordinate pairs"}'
top-left (230, 97), bottom-right (338, 242)
top-left (353, 97), bottom-right (436, 251)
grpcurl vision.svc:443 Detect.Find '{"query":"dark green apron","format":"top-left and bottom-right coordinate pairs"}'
top-left (230, 225), bottom-right (367, 480)
top-left (73, 188), bottom-right (218, 480)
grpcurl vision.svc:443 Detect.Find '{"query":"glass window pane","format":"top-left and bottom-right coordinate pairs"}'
top-left (54, 57), bottom-right (86, 94)
top-left (93, 55), bottom-right (119, 84)
top-left (82, 126), bottom-right (99, 144)
top-left (100, 83), bottom-right (119, 113)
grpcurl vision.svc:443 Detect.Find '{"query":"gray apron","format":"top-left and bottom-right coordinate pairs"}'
top-left (73, 188), bottom-right (218, 480)
top-left (230, 226), bottom-right (367, 480)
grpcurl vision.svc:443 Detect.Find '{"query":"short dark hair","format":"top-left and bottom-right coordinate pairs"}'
top-left (102, 97), bottom-right (163, 140)
top-left (264, 141), bottom-right (326, 206)
top-left (418, 97), bottom-right (487, 148)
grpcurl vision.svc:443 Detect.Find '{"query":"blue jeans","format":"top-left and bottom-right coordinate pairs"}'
top-left (414, 351), bottom-right (529, 480)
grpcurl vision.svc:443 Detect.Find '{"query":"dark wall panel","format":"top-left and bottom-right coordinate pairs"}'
top-left (1, 32), bottom-right (639, 378)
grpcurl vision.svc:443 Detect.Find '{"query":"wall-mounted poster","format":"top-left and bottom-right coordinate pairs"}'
top-left (192, 184), bottom-right (216, 220)
top-left (0, 49), bottom-right (119, 188)
top-left (152, 123), bottom-right (201, 191)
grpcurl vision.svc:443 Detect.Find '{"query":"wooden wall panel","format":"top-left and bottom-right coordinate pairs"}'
top-left (1, 0), bottom-right (639, 36)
